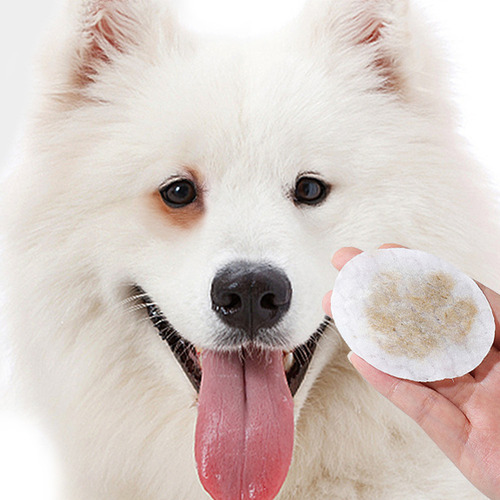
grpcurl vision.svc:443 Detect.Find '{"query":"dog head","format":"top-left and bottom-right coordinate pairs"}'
top-left (24, 0), bottom-right (446, 364)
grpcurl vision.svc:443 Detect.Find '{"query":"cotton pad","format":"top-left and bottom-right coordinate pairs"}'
top-left (331, 248), bottom-right (495, 382)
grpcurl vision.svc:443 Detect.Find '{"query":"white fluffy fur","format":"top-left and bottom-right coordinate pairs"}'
top-left (2, 0), bottom-right (498, 498)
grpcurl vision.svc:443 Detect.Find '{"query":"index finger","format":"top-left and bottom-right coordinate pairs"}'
top-left (325, 247), bottom-right (363, 316)
top-left (331, 243), bottom-right (408, 271)
top-left (331, 247), bottom-right (362, 271)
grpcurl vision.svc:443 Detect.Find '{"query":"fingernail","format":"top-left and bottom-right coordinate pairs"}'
top-left (347, 351), bottom-right (354, 364)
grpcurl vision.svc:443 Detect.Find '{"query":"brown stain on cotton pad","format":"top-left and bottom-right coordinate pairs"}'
top-left (365, 271), bottom-right (478, 359)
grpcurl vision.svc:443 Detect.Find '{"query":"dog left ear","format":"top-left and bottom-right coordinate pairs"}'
top-left (305, 0), bottom-right (412, 93)
top-left (353, 0), bottom-right (409, 92)
top-left (340, 0), bottom-right (409, 46)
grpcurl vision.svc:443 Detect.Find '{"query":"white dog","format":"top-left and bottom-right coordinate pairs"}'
top-left (2, 0), bottom-right (499, 498)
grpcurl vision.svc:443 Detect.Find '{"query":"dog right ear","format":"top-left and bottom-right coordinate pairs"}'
top-left (75, 0), bottom-right (153, 87)
top-left (301, 0), bottom-right (449, 102)
top-left (48, 0), bottom-right (183, 97)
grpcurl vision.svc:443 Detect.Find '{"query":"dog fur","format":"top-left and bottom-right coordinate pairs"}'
top-left (2, 0), bottom-right (499, 498)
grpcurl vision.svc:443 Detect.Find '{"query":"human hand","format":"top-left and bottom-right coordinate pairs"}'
top-left (323, 244), bottom-right (500, 500)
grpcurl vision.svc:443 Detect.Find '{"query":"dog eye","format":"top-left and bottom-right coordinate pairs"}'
top-left (159, 179), bottom-right (197, 208)
top-left (294, 177), bottom-right (328, 205)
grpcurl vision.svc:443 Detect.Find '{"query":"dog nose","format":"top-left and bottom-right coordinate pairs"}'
top-left (211, 262), bottom-right (292, 335)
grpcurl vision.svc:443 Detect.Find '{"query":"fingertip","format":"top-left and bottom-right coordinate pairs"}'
top-left (347, 351), bottom-right (369, 372)
top-left (322, 290), bottom-right (332, 316)
top-left (331, 244), bottom-right (408, 271)
top-left (378, 243), bottom-right (409, 250)
top-left (332, 247), bottom-right (363, 270)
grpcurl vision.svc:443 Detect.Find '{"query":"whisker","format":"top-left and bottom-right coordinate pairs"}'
top-left (119, 291), bottom-right (150, 306)
top-left (125, 302), bottom-right (153, 313)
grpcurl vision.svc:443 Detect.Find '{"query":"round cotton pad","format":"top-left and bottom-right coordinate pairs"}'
top-left (331, 248), bottom-right (495, 382)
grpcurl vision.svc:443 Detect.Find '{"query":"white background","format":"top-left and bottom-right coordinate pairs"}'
top-left (0, 1), bottom-right (499, 499)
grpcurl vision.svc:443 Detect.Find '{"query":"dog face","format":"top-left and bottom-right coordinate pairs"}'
top-left (84, 47), bottom-right (348, 403)
top-left (30, 0), bottom-right (434, 365)
top-left (8, 0), bottom-right (443, 443)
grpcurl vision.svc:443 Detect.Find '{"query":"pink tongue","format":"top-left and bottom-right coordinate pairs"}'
top-left (195, 349), bottom-right (294, 500)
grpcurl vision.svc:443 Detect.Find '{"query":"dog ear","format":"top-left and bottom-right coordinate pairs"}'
top-left (305, 0), bottom-right (412, 93)
top-left (44, 0), bottom-right (183, 96)
top-left (76, 0), bottom-right (140, 86)
top-left (72, 0), bottom-right (162, 87)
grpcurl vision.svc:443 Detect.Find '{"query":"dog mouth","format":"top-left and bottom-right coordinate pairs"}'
top-left (130, 284), bottom-right (329, 500)
top-left (131, 285), bottom-right (329, 397)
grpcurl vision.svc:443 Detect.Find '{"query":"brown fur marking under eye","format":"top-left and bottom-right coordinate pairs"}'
top-left (150, 191), bottom-right (204, 229)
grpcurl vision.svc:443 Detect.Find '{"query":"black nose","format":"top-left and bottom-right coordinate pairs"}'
top-left (211, 262), bottom-right (292, 335)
